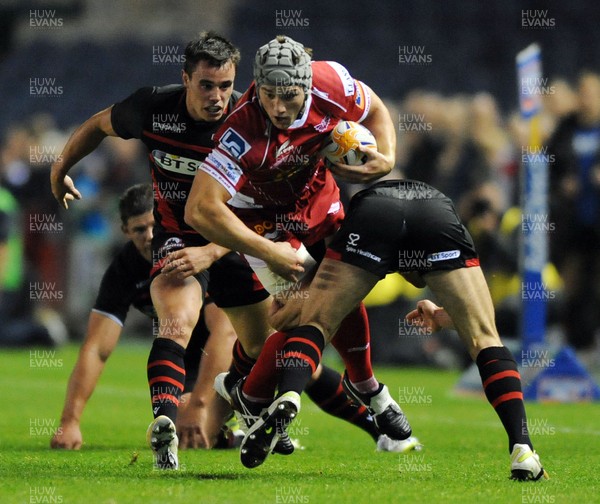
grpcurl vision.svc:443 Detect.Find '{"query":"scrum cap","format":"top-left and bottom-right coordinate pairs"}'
top-left (253, 35), bottom-right (312, 91)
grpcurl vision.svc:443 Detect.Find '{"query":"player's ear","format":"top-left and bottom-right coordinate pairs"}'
top-left (182, 69), bottom-right (189, 87)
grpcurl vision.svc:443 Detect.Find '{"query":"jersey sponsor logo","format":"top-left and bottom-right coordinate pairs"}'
top-left (254, 220), bottom-right (275, 235)
top-left (153, 237), bottom-right (185, 268)
top-left (314, 114), bottom-right (332, 132)
top-left (151, 150), bottom-right (200, 175)
top-left (427, 250), bottom-right (460, 262)
top-left (326, 61), bottom-right (356, 96)
top-left (206, 150), bottom-right (244, 187)
top-left (345, 243), bottom-right (382, 263)
top-left (219, 128), bottom-right (251, 159)
top-left (163, 237), bottom-right (184, 249)
top-left (347, 233), bottom-right (360, 246)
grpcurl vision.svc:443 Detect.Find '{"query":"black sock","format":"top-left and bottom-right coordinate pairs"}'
top-left (278, 326), bottom-right (325, 396)
top-left (476, 346), bottom-right (532, 452)
top-left (224, 339), bottom-right (256, 390)
top-left (306, 365), bottom-right (378, 441)
top-left (147, 337), bottom-right (186, 422)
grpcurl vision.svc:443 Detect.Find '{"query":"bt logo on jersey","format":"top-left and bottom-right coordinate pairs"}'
top-left (151, 150), bottom-right (200, 175)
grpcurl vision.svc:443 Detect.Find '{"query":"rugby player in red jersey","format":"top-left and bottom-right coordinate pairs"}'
top-left (186, 36), bottom-right (415, 448)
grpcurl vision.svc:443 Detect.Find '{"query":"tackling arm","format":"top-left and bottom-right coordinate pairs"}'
top-left (50, 107), bottom-right (117, 209)
top-left (161, 243), bottom-right (231, 280)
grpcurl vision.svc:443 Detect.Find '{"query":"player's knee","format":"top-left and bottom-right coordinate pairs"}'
top-left (465, 328), bottom-right (501, 360)
top-left (155, 312), bottom-right (196, 346)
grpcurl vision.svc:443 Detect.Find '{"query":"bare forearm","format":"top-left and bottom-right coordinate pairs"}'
top-left (186, 201), bottom-right (276, 263)
top-left (186, 172), bottom-right (304, 281)
top-left (362, 90), bottom-right (396, 170)
top-left (185, 327), bottom-right (229, 409)
top-left (59, 312), bottom-right (121, 425)
top-left (59, 348), bottom-right (106, 424)
top-left (204, 242), bottom-right (231, 262)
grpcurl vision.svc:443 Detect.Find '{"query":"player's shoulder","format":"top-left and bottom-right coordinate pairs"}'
top-left (128, 83), bottom-right (183, 102)
top-left (230, 89), bottom-right (243, 107)
top-left (218, 85), bottom-right (263, 139)
top-left (153, 83), bottom-right (185, 95)
top-left (228, 85), bottom-right (260, 120)
top-left (142, 84), bottom-right (185, 104)
top-left (312, 60), bottom-right (358, 98)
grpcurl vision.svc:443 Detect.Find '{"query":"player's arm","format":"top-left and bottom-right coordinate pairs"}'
top-left (184, 170), bottom-right (304, 281)
top-left (268, 294), bottom-right (304, 331)
top-left (361, 85), bottom-right (396, 170)
top-left (405, 299), bottom-right (455, 332)
top-left (329, 85), bottom-right (396, 183)
top-left (177, 303), bottom-right (237, 449)
top-left (161, 242), bottom-right (231, 280)
top-left (50, 107), bottom-right (117, 209)
top-left (51, 311), bottom-right (122, 449)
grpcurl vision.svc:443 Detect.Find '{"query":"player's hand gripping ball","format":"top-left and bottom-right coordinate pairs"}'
top-left (321, 121), bottom-right (377, 166)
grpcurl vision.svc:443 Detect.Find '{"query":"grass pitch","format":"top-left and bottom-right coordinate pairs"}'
top-left (1, 341), bottom-right (598, 504)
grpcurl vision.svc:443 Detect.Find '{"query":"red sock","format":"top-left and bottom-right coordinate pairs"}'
top-left (243, 331), bottom-right (287, 400)
top-left (330, 303), bottom-right (374, 384)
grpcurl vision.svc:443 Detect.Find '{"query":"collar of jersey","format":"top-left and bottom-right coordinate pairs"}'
top-left (287, 93), bottom-right (312, 130)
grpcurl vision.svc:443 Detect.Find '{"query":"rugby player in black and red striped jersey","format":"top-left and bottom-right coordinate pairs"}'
top-left (51, 32), bottom-right (410, 470)
top-left (50, 183), bottom-right (241, 451)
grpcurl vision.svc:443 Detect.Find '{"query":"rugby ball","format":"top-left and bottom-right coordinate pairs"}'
top-left (321, 121), bottom-right (377, 166)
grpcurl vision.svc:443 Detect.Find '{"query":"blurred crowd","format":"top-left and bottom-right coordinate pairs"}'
top-left (1, 71), bottom-right (599, 370)
top-left (0, 115), bottom-right (147, 346)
